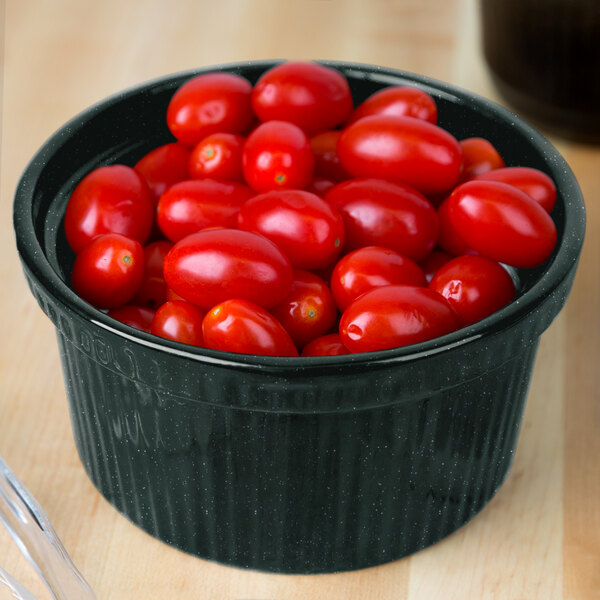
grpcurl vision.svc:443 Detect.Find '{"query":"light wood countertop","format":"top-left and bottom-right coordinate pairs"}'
top-left (1, 1), bottom-right (598, 598)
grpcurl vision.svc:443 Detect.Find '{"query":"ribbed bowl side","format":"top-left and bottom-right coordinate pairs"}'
top-left (56, 326), bottom-right (537, 573)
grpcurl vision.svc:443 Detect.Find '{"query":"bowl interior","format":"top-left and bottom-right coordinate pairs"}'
top-left (16, 60), bottom-right (585, 368)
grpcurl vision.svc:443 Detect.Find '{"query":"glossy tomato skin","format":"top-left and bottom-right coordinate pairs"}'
top-left (71, 233), bottom-right (144, 309)
top-left (202, 299), bottom-right (298, 356)
top-left (157, 179), bottom-right (254, 242)
top-left (429, 255), bottom-right (516, 326)
top-left (150, 300), bottom-right (205, 346)
top-left (437, 197), bottom-right (472, 256)
top-left (107, 305), bottom-right (155, 333)
top-left (251, 61), bottom-right (353, 134)
top-left (326, 178), bottom-right (438, 262)
top-left (269, 270), bottom-right (338, 349)
top-left (337, 115), bottom-right (463, 195)
top-left (163, 229), bottom-right (293, 310)
top-left (301, 333), bottom-right (351, 356)
top-left (331, 246), bottom-right (427, 311)
top-left (132, 240), bottom-right (172, 307)
top-left (474, 166), bottom-right (557, 213)
top-left (339, 285), bottom-right (460, 353)
top-left (310, 130), bottom-right (350, 181)
top-left (237, 189), bottom-right (345, 270)
top-left (166, 72), bottom-right (253, 146)
top-left (242, 121), bottom-right (314, 192)
top-left (446, 180), bottom-right (557, 268)
top-left (65, 165), bottom-right (154, 254)
top-left (134, 143), bottom-right (191, 201)
top-left (188, 133), bottom-right (245, 181)
top-left (458, 137), bottom-right (505, 181)
top-left (346, 85), bottom-right (438, 126)
top-left (306, 177), bottom-right (336, 198)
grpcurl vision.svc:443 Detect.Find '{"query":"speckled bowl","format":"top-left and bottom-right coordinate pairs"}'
top-left (13, 60), bottom-right (585, 573)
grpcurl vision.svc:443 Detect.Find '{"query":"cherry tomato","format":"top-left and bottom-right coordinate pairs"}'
top-left (269, 270), bottom-right (338, 349)
top-left (157, 179), bottom-right (254, 242)
top-left (188, 133), bottom-right (245, 181)
top-left (163, 229), bottom-right (293, 310)
top-left (65, 165), bottom-right (154, 254)
top-left (237, 189), bottom-right (345, 270)
top-left (150, 300), bottom-right (205, 346)
top-left (242, 120), bottom-right (314, 192)
top-left (166, 72), bottom-right (253, 146)
top-left (337, 115), bottom-right (463, 195)
top-left (346, 85), bottom-right (438, 126)
top-left (306, 177), bottom-right (336, 198)
top-left (474, 166), bottom-right (557, 213)
top-left (134, 143), bottom-right (191, 201)
top-left (310, 130), bottom-right (350, 181)
top-left (446, 180), bottom-right (557, 268)
top-left (339, 285), bottom-right (460, 353)
top-left (166, 287), bottom-right (186, 302)
top-left (429, 255), bottom-right (516, 326)
top-left (437, 197), bottom-right (472, 256)
top-left (458, 137), bottom-right (505, 181)
top-left (251, 61), bottom-right (353, 134)
top-left (132, 240), bottom-right (172, 308)
top-left (71, 233), bottom-right (144, 309)
top-left (331, 246), bottom-right (427, 311)
top-left (107, 305), bottom-right (155, 332)
top-left (326, 178), bottom-right (438, 261)
top-left (202, 299), bottom-right (298, 356)
top-left (419, 250), bottom-right (454, 284)
top-left (301, 333), bottom-right (350, 357)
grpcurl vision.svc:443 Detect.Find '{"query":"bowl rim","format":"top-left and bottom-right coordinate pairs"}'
top-left (13, 59), bottom-right (586, 373)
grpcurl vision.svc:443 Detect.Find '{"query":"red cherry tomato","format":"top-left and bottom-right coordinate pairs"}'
top-left (71, 233), bottom-right (144, 309)
top-left (474, 166), bottom-right (557, 213)
top-left (301, 333), bottom-right (350, 357)
top-left (331, 246), bottom-right (427, 311)
top-left (346, 85), bottom-right (438, 126)
top-left (269, 270), bottom-right (338, 349)
top-left (242, 121), bottom-right (314, 192)
top-left (310, 130), bottom-right (350, 181)
top-left (157, 179), bottom-right (253, 242)
top-left (108, 304), bottom-right (154, 333)
top-left (437, 197), bottom-right (472, 256)
top-left (202, 299), bottom-right (298, 356)
top-left (150, 300), bottom-right (205, 346)
top-left (337, 115), bottom-right (463, 195)
top-left (458, 137), bottom-right (505, 181)
top-left (326, 178), bottom-right (438, 262)
top-left (188, 133), bottom-right (245, 181)
top-left (132, 240), bottom-right (172, 308)
top-left (163, 229), bottom-right (293, 310)
top-left (134, 143), bottom-right (191, 201)
top-left (339, 285), bottom-right (460, 353)
top-left (429, 255), bottom-right (515, 326)
top-left (237, 189), bottom-right (345, 270)
top-left (107, 305), bottom-right (155, 333)
top-left (419, 250), bottom-right (454, 284)
top-left (306, 177), bottom-right (337, 198)
top-left (65, 165), bottom-right (154, 254)
top-left (166, 72), bottom-right (253, 146)
top-left (446, 180), bottom-right (557, 268)
top-left (251, 61), bottom-right (353, 134)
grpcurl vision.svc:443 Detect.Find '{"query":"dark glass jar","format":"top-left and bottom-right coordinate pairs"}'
top-left (480, 0), bottom-right (600, 143)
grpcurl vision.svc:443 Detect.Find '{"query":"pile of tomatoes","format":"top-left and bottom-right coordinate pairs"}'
top-left (64, 61), bottom-right (558, 357)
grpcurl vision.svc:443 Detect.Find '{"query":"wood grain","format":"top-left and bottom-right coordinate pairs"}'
top-left (1, 1), bottom-right (599, 598)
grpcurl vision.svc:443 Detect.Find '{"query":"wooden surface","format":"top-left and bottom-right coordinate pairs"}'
top-left (1, 0), bottom-right (599, 598)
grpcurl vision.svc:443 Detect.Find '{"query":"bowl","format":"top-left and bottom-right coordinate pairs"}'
top-left (13, 60), bottom-right (585, 574)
